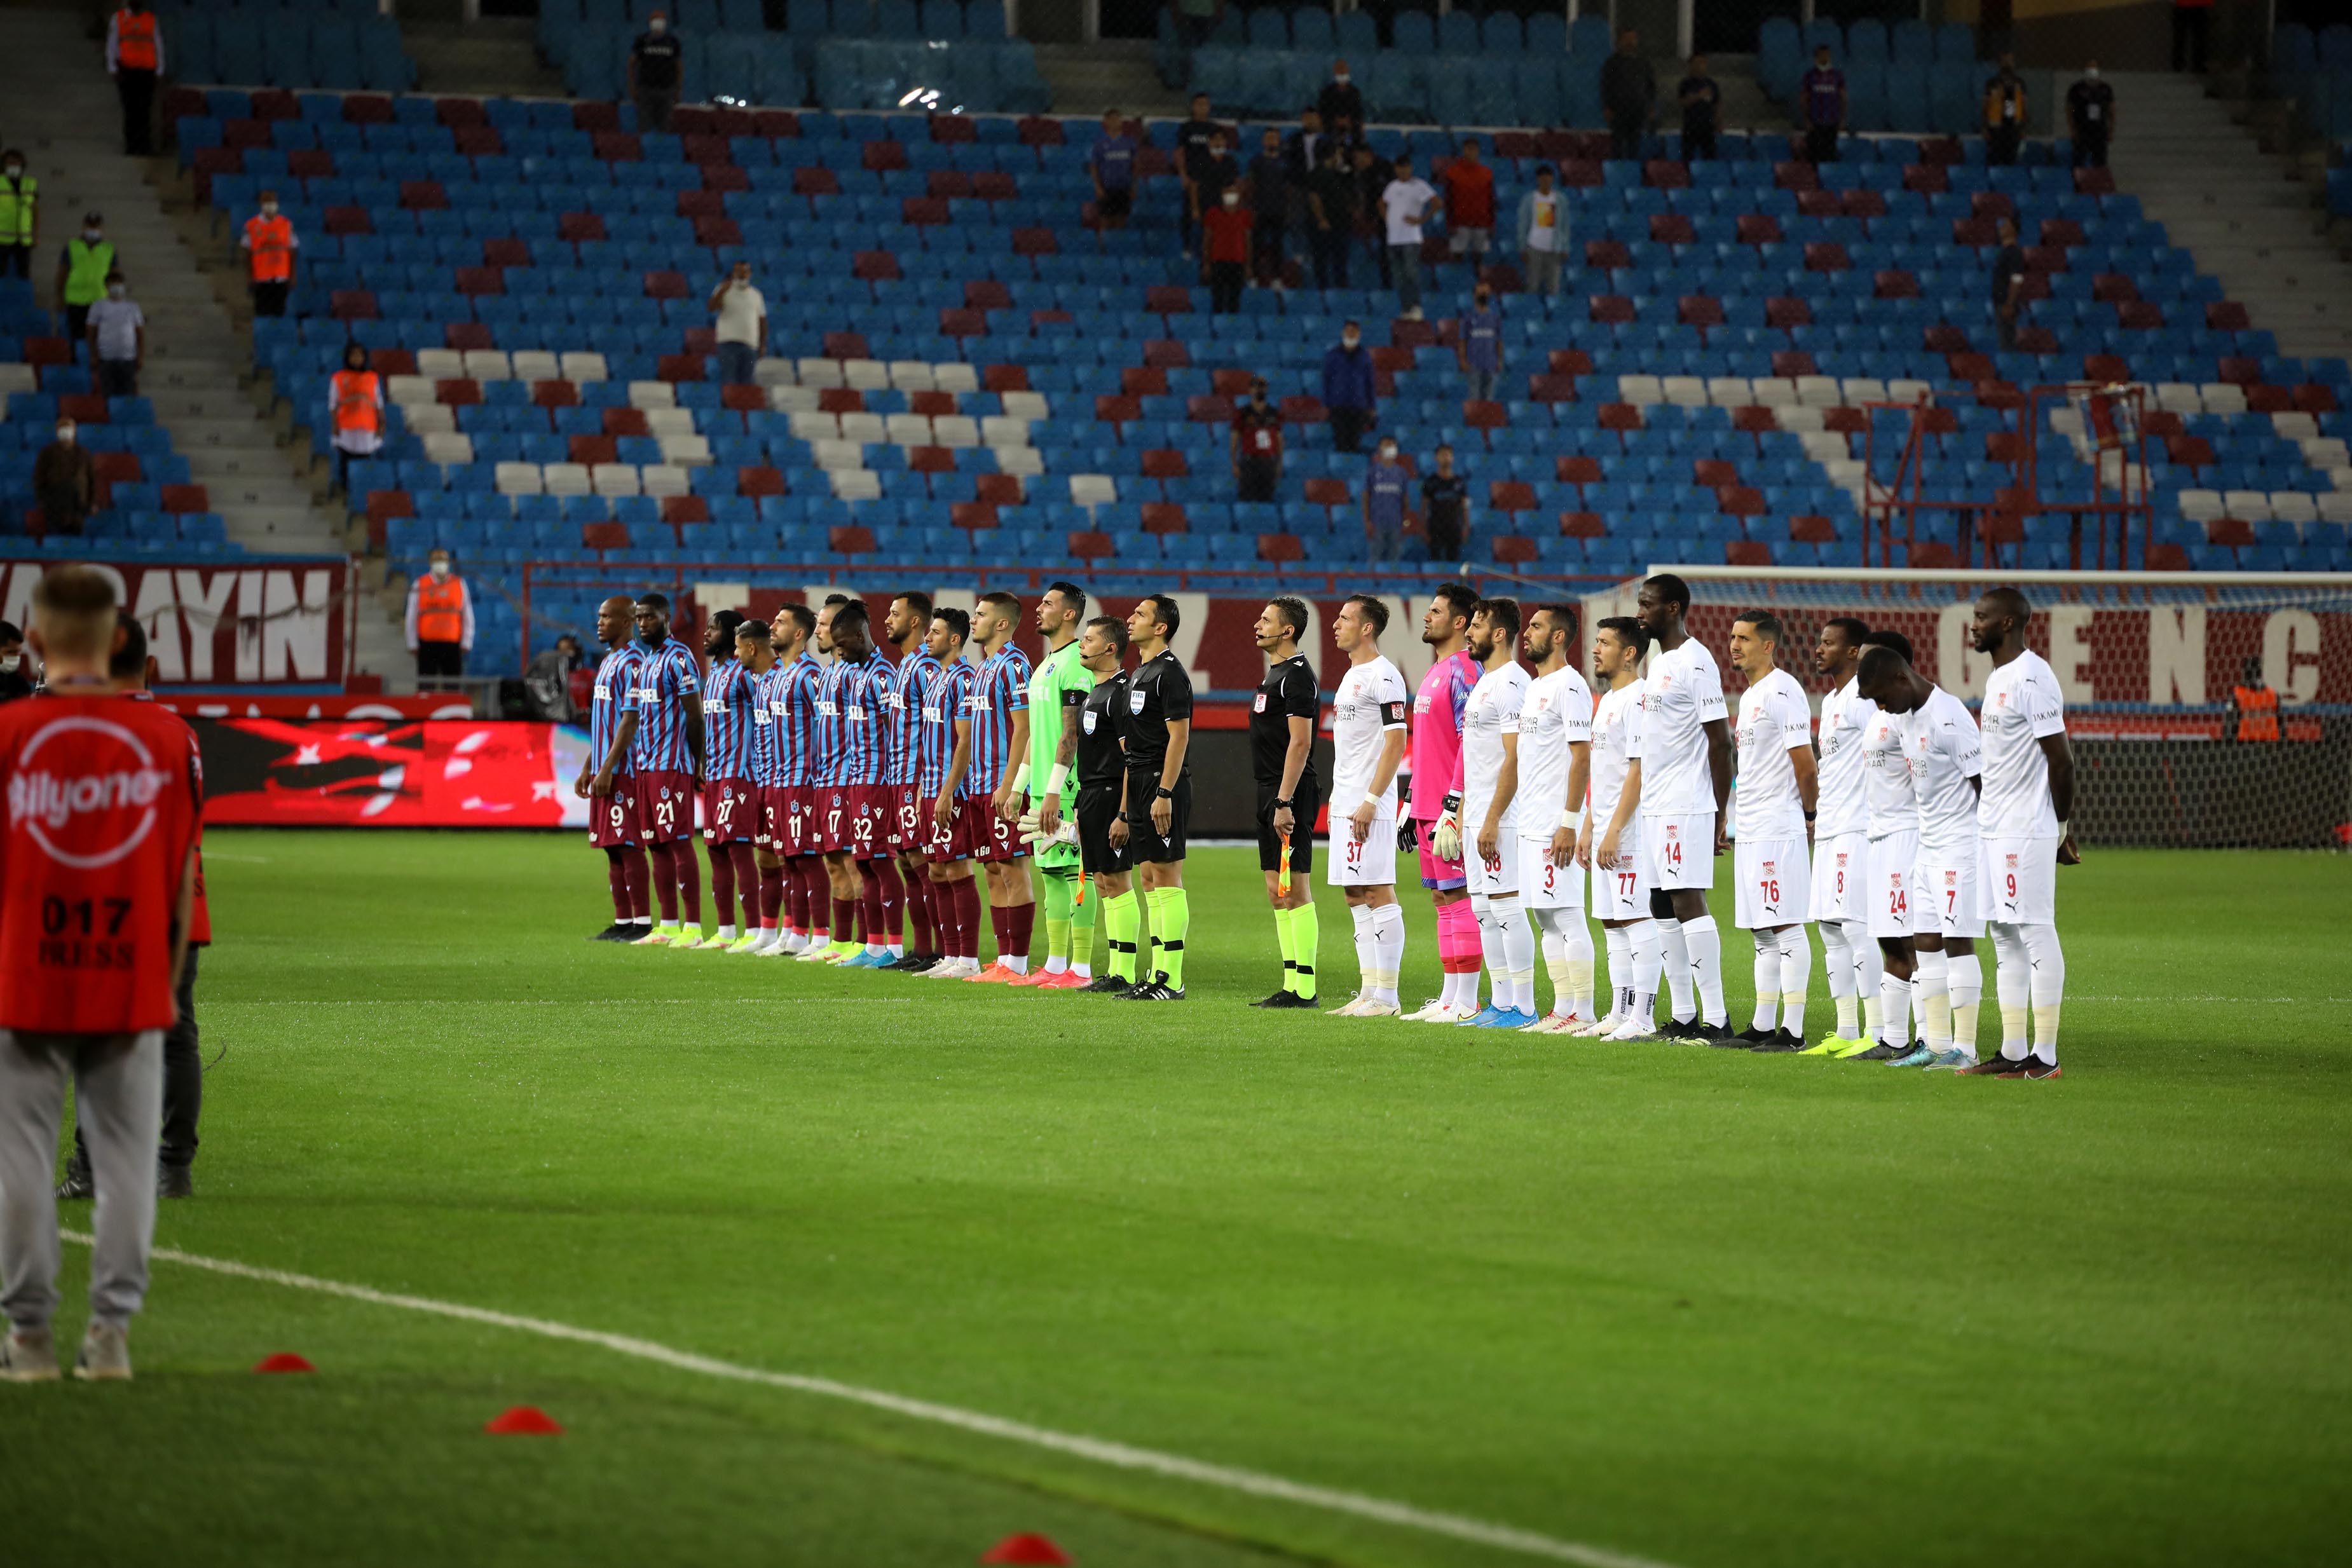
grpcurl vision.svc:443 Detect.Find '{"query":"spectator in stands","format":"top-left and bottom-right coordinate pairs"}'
top-left (1286, 108), bottom-right (1327, 189)
top-left (85, 270), bottom-right (144, 399)
top-left (1515, 165), bottom-right (1566, 297)
top-left (0, 622), bottom-right (29, 704)
top-left (1601, 31), bottom-right (1656, 164)
top-left (56, 210), bottom-right (114, 355)
top-left (1991, 216), bottom-right (2027, 351)
top-left (1351, 142), bottom-right (1393, 289)
top-left (238, 191), bottom-right (295, 320)
top-left (1440, 138), bottom-right (1495, 276)
top-left (1323, 320), bottom-right (1376, 454)
top-left (1421, 444), bottom-right (1470, 564)
top-left (1201, 180), bottom-right (1252, 313)
top-left (406, 549), bottom-right (475, 686)
top-left (1800, 45), bottom-right (1846, 165)
top-left (1305, 139), bottom-right (1356, 289)
top-left (1381, 153), bottom-right (1440, 322)
top-left (1364, 436), bottom-right (1410, 564)
top-left (1090, 111), bottom-right (1138, 233)
top-left (33, 417), bottom-right (94, 538)
top-left (1173, 0), bottom-right (1222, 53)
top-left (708, 260), bottom-right (765, 386)
top-left (2171, 0), bottom-right (2211, 75)
top-left (1318, 60), bottom-right (1364, 137)
top-left (1983, 55), bottom-right (2027, 167)
top-left (2227, 657), bottom-right (2279, 742)
top-left (1678, 55), bottom-right (1722, 161)
top-left (629, 10), bottom-right (683, 134)
top-left (1247, 127), bottom-right (1291, 289)
top-left (1456, 282), bottom-right (1501, 403)
top-left (0, 151), bottom-right (36, 281)
top-left (106, 3), bottom-right (163, 158)
top-left (1231, 377), bottom-right (1283, 503)
top-left (1176, 93), bottom-right (1220, 257)
top-left (525, 634), bottom-right (585, 724)
top-left (329, 342), bottom-right (383, 494)
top-left (2067, 60), bottom-right (2116, 168)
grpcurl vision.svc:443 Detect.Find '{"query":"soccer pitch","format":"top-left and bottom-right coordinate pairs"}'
top-left (6, 829), bottom-right (2348, 1567)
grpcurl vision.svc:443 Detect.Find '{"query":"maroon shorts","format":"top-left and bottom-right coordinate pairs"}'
top-left (779, 785), bottom-right (820, 859)
top-left (922, 793), bottom-right (968, 865)
top-left (970, 794), bottom-right (1021, 863)
top-left (756, 784), bottom-right (788, 849)
top-left (588, 775), bottom-right (638, 849)
top-left (850, 783), bottom-right (892, 861)
top-left (809, 786), bottom-right (851, 854)
top-left (886, 783), bottom-right (922, 850)
top-left (634, 770), bottom-right (697, 845)
top-left (702, 779), bottom-right (758, 845)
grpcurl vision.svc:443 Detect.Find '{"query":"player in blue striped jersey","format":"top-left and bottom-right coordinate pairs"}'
top-left (806, 599), bottom-right (886, 965)
top-left (694, 610), bottom-right (759, 950)
top-left (966, 591), bottom-right (1035, 980)
top-left (917, 606), bottom-right (983, 978)
top-left (621, 593), bottom-right (706, 946)
top-left (877, 590), bottom-right (941, 971)
top-left (769, 603), bottom-right (829, 957)
top-left (577, 594), bottom-right (648, 941)
top-left (721, 616), bottom-right (783, 954)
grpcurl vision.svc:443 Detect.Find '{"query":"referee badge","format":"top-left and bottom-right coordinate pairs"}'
top-left (1082, 711), bottom-right (1097, 733)
top-left (1252, 693), bottom-right (1267, 712)
top-left (1129, 689), bottom-right (1146, 714)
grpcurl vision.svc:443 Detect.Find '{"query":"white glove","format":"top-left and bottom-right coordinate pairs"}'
top-left (1432, 810), bottom-right (1463, 864)
top-left (1017, 805), bottom-right (1047, 852)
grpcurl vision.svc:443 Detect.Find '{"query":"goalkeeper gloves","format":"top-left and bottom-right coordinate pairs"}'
top-left (1017, 805), bottom-right (1076, 853)
top-left (1395, 815), bottom-right (1420, 852)
top-left (1430, 793), bottom-right (1463, 862)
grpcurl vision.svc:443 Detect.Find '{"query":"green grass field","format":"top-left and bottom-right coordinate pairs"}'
top-left (4, 830), bottom-right (2348, 1567)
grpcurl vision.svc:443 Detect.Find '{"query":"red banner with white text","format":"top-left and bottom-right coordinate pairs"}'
top-left (1, 557), bottom-right (350, 686)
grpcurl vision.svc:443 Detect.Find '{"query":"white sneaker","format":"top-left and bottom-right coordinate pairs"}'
top-left (1604, 1015), bottom-right (1659, 1041)
top-left (1574, 1012), bottom-right (1623, 1037)
top-left (795, 942), bottom-right (837, 963)
top-left (924, 957), bottom-right (977, 979)
top-left (1329, 993), bottom-right (1372, 1017)
top-left (72, 1323), bottom-right (130, 1382)
top-left (1524, 1011), bottom-right (1582, 1033)
top-left (1400, 999), bottom-right (1460, 1023)
top-left (0, 1329), bottom-right (60, 1382)
top-left (1355, 998), bottom-right (1401, 1018)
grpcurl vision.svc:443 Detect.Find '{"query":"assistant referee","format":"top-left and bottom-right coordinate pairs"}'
top-left (1069, 615), bottom-right (1138, 994)
top-left (1250, 596), bottom-right (1322, 1009)
top-left (1112, 594), bottom-right (1193, 1000)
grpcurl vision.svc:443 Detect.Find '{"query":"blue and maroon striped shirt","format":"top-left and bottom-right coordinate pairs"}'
top-left (885, 646), bottom-right (941, 787)
top-left (919, 657), bottom-right (978, 801)
top-left (965, 643), bottom-right (1030, 795)
top-left (837, 656), bottom-right (885, 787)
top-left (625, 636), bottom-right (702, 774)
top-left (773, 651), bottom-right (823, 787)
top-left (591, 643), bottom-right (643, 776)
top-left (746, 661), bottom-right (781, 786)
top-left (812, 657), bottom-right (856, 789)
top-left (701, 657), bottom-right (757, 781)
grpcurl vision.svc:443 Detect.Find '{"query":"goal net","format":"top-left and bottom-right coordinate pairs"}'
top-left (1577, 566), bottom-right (2352, 850)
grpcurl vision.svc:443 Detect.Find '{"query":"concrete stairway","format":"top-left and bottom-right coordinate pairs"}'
top-left (400, 15), bottom-right (568, 99)
top-left (1038, 41), bottom-right (1187, 119)
top-left (2105, 69), bottom-right (2352, 364)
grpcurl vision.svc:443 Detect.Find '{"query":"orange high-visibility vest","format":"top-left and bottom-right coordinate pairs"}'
top-left (2233, 684), bottom-right (2279, 742)
top-left (415, 575), bottom-right (467, 645)
top-left (243, 212), bottom-right (293, 282)
top-left (331, 369), bottom-right (381, 435)
top-left (114, 8), bottom-right (158, 71)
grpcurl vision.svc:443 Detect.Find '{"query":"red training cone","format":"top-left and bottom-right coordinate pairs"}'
top-left (981, 1535), bottom-right (1070, 1565)
top-left (253, 1352), bottom-right (316, 1374)
top-left (484, 1405), bottom-right (564, 1435)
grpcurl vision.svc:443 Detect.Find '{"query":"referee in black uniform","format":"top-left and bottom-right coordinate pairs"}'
top-left (1250, 596), bottom-right (1322, 1008)
top-left (1070, 616), bottom-right (1136, 993)
top-left (1112, 594), bottom-right (1193, 1000)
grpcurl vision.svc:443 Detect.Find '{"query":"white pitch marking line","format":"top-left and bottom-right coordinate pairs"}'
top-left (63, 1232), bottom-right (1678, 1568)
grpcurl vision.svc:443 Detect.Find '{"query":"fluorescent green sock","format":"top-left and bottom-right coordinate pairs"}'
top-left (1273, 905), bottom-right (1297, 992)
top-left (1069, 874), bottom-right (1098, 975)
top-left (1152, 887), bottom-right (1191, 990)
top-left (1104, 890), bottom-right (1140, 982)
top-left (1041, 870), bottom-right (1074, 969)
top-left (1289, 901), bottom-right (1319, 999)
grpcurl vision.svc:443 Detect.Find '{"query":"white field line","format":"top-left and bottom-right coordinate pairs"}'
top-left (62, 1232), bottom-right (1678, 1568)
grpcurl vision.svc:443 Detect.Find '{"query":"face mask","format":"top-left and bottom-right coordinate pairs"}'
top-left (4, 167), bottom-right (20, 179)
top-left (261, 203), bottom-right (277, 217)
top-left (1334, 73), bottom-right (1350, 86)
top-left (2085, 67), bottom-right (2100, 80)
top-left (1222, 191), bottom-right (1239, 206)
top-left (0, 653), bottom-right (19, 674)
top-left (1378, 446), bottom-right (1396, 460)
top-left (55, 425), bottom-right (74, 444)
top-left (429, 560), bottom-right (452, 578)
top-left (650, 17), bottom-right (666, 31)
top-left (83, 227), bottom-right (101, 241)
top-left (107, 284), bottom-right (125, 300)
top-left (1341, 334), bottom-right (1359, 350)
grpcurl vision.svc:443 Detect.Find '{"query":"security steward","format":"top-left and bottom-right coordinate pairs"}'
top-left (240, 190), bottom-right (296, 318)
top-left (1072, 616), bottom-right (1136, 995)
top-left (1110, 594), bottom-right (1194, 1001)
top-left (1250, 595), bottom-right (1322, 1009)
top-left (0, 152), bottom-right (36, 281)
top-left (1230, 376), bottom-right (1283, 503)
top-left (107, 3), bottom-right (163, 157)
top-left (329, 341), bottom-right (383, 493)
top-left (2228, 657), bottom-right (2279, 743)
top-left (405, 548), bottom-right (474, 683)
top-left (55, 211), bottom-right (114, 355)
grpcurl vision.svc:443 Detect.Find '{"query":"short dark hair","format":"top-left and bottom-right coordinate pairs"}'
top-left (892, 589), bottom-right (934, 620)
top-left (110, 610), bottom-right (147, 679)
top-left (1139, 593), bottom-right (1180, 639)
top-left (735, 619), bottom-right (770, 643)
top-left (1266, 596), bottom-right (1309, 640)
top-left (1084, 613), bottom-right (1128, 654)
top-left (1822, 615), bottom-right (1870, 647)
top-left (1343, 593), bottom-right (1390, 636)
top-left (977, 589), bottom-right (1021, 618)
top-left (1531, 602), bottom-right (1578, 649)
top-left (1534, 162), bottom-right (1555, 179)
top-left (1642, 573), bottom-right (1691, 614)
top-left (1981, 585), bottom-right (2032, 623)
top-left (638, 591), bottom-right (671, 615)
top-left (1862, 628), bottom-right (1914, 664)
top-left (1733, 610), bottom-right (1784, 645)
top-left (0, 620), bottom-right (20, 646)
top-left (1857, 644), bottom-right (1909, 685)
top-left (1597, 615), bottom-right (1648, 657)
top-left (1475, 596), bottom-right (1521, 642)
top-left (1044, 580), bottom-right (1087, 615)
top-left (779, 603), bottom-right (816, 638)
top-left (831, 599), bottom-right (870, 641)
top-left (931, 606), bottom-right (971, 643)
top-left (822, 592), bottom-right (852, 609)
top-left (1430, 582), bottom-right (1479, 624)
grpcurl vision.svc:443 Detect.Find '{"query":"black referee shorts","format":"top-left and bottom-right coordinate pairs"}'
top-left (1123, 770), bottom-right (1190, 864)
top-left (1076, 783), bottom-right (1131, 876)
top-left (1255, 782), bottom-right (1317, 874)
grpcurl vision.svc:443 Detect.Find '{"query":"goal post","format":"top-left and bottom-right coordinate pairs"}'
top-left (1576, 566), bottom-right (2352, 850)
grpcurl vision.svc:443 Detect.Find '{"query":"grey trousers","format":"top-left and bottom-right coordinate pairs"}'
top-left (1, 1029), bottom-right (162, 1333)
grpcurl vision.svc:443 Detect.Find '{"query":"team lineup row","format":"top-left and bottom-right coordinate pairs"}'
top-left (573, 572), bottom-right (2075, 1070)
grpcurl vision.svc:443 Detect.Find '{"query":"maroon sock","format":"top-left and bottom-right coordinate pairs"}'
top-left (674, 836), bottom-right (702, 923)
top-left (647, 843), bottom-right (681, 922)
top-left (929, 876), bottom-right (957, 957)
top-left (706, 840), bottom-right (735, 926)
top-left (728, 842), bottom-right (759, 928)
top-left (797, 857), bottom-right (828, 934)
top-left (859, 875), bottom-right (885, 946)
top-left (1008, 900), bottom-right (1035, 965)
top-left (988, 900), bottom-right (1009, 965)
top-left (759, 862), bottom-right (784, 927)
top-left (832, 872), bottom-right (859, 944)
top-left (605, 849), bottom-right (630, 921)
top-left (623, 847), bottom-right (650, 919)
top-left (870, 859), bottom-right (904, 943)
top-left (954, 876), bottom-right (981, 959)
top-left (905, 871), bottom-right (935, 953)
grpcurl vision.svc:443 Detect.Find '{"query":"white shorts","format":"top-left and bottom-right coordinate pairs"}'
top-left (1519, 835), bottom-right (1582, 910)
top-left (1470, 833), bottom-right (1521, 897)
top-left (1589, 819), bottom-right (1649, 919)
top-left (1867, 829), bottom-right (1934, 939)
top-left (1642, 811), bottom-right (1713, 892)
top-left (1981, 835), bottom-right (2059, 925)
top-left (1809, 830), bottom-right (1868, 925)
top-left (1918, 852), bottom-right (1984, 939)
top-left (1733, 836), bottom-right (1811, 929)
top-left (1328, 814), bottom-right (1400, 889)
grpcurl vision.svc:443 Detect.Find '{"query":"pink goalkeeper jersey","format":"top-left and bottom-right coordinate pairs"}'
top-left (1409, 649), bottom-right (1479, 820)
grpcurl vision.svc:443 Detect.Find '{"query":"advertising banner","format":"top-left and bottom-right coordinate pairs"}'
top-left (0, 557), bottom-right (350, 687)
top-left (193, 718), bottom-right (590, 828)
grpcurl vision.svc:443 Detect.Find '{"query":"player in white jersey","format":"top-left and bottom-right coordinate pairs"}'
top-left (1858, 643), bottom-right (1986, 1070)
top-left (1842, 629), bottom-right (1934, 1060)
top-left (1455, 598), bottom-right (1536, 1028)
top-left (1799, 617), bottom-right (1882, 1054)
top-left (1630, 575), bottom-right (1734, 1040)
top-left (1578, 616), bottom-right (1660, 1037)
top-left (1966, 587), bottom-right (2076, 1079)
top-left (1325, 594), bottom-right (1411, 1018)
top-left (1725, 611), bottom-right (1818, 1052)
top-left (1511, 603), bottom-right (1596, 1033)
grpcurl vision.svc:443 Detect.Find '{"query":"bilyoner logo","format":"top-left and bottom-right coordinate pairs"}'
top-left (8, 716), bottom-right (169, 869)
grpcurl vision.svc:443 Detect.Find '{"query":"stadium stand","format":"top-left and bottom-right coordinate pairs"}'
top-left (158, 0), bottom-right (419, 93)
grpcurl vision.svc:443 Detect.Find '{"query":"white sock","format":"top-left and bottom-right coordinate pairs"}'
top-left (1493, 897), bottom-right (1536, 1014)
top-left (1880, 968), bottom-right (1913, 1049)
top-left (1351, 903), bottom-right (1378, 997)
top-left (1628, 917), bottom-right (1661, 1024)
top-left (1656, 917), bottom-right (1693, 1019)
top-left (1072, 959), bottom-right (1092, 979)
top-left (1777, 926), bottom-right (1811, 1040)
top-left (1946, 946), bottom-right (1982, 1058)
top-left (1371, 902), bottom-right (1406, 1005)
top-left (1465, 892), bottom-right (1495, 1012)
top-left (1682, 914), bottom-right (1726, 1026)
top-left (2023, 922), bottom-right (2065, 1062)
top-left (1751, 931), bottom-right (1781, 1032)
top-left (716, 924), bottom-right (737, 942)
top-left (1990, 920), bottom-right (2031, 1061)
top-left (1044, 955), bottom-right (1068, 974)
top-left (1915, 948), bottom-right (1951, 1051)
top-left (1855, 926), bottom-right (1884, 1033)
top-left (1552, 910), bottom-right (1592, 1019)
top-left (1820, 919), bottom-right (1856, 1037)
top-left (1602, 925), bottom-right (1631, 1019)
